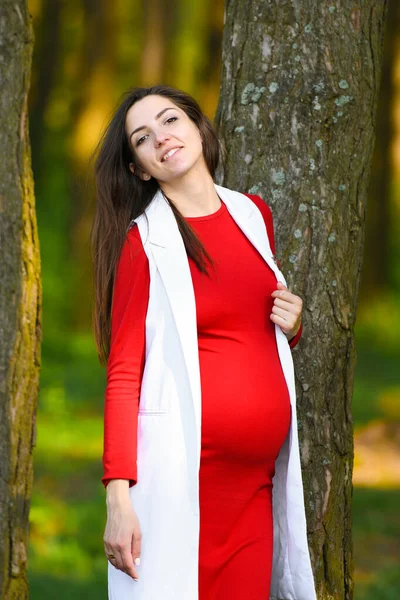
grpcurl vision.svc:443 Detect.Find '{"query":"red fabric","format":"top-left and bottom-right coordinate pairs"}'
top-left (102, 194), bottom-right (302, 597)
top-left (102, 231), bottom-right (148, 487)
top-left (244, 194), bottom-right (303, 349)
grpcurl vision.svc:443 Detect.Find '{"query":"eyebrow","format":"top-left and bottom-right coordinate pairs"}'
top-left (129, 107), bottom-right (176, 141)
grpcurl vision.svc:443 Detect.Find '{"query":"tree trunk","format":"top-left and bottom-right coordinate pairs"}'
top-left (0, 2), bottom-right (41, 598)
top-left (215, 2), bottom-right (389, 599)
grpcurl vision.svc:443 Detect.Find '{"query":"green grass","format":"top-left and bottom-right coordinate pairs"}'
top-left (28, 331), bottom-right (107, 598)
top-left (351, 299), bottom-right (400, 599)
top-left (353, 342), bottom-right (400, 426)
top-left (352, 487), bottom-right (400, 598)
top-left (29, 577), bottom-right (107, 600)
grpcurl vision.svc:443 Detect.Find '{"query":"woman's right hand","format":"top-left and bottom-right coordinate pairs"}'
top-left (104, 479), bottom-right (142, 581)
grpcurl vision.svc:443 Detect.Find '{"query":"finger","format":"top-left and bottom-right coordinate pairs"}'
top-left (271, 290), bottom-right (302, 305)
top-left (112, 543), bottom-right (139, 580)
top-left (120, 547), bottom-right (140, 580)
top-left (108, 555), bottom-right (118, 568)
top-left (131, 529), bottom-right (142, 568)
top-left (109, 543), bottom-right (136, 580)
top-left (270, 312), bottom-right (291, 332)
top-left (272, 305), bottom-right (297, 323)
top-left (113, 546), bottom-right (125, 573)
top-left (273, 297), bottom-right (302, 314)
top-left (271, 286), bottom-right (297, 298)
top-left (104, 541), bottom-right (117, 565)
top-left (271, 310), bottom-right (296, 332)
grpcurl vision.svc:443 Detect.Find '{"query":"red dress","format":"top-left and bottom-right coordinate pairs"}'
top-left (102, 194), bottom-right (303, 599)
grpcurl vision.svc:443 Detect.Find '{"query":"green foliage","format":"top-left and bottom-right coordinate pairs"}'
top-left (29, 333), bottom-right (106, 597)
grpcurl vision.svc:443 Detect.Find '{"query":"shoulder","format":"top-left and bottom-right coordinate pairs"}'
top-left (123, 223), bottom-right (145, 257)
top-left (242, 193), bottom-right (274, 227)
top-left (243, 193), bottom-right (272, 217)
top-left (127, 221), bottom-right (143, 244)
top-left (115, 223), bottom-right (148, 281)
top-left (241, 192), bottom-right (276, 255)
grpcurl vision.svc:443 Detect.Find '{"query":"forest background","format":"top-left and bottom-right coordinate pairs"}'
top-left (26, 1), bottom-right (400, 598)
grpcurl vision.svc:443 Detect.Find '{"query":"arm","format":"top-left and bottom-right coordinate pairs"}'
top-left (102, 225), bottom-right (150, 489)
top-left (244, 193), bottom-right (303, 349)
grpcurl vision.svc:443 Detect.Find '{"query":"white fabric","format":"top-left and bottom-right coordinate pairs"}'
top-left (108, 183), bottom-right (317, 600)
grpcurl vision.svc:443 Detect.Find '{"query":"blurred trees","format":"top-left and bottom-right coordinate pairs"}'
top-left (0, 2), bottom-right (40, 599)
top-left (361, 0), bottom-right (400, 299)
top-left (215, 1), bottom-right (389, 598)
top-left (28, 0), bottom-right (224, 336)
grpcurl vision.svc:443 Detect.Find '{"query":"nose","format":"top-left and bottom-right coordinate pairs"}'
top-left (154, 129), bottom-right (170, 146)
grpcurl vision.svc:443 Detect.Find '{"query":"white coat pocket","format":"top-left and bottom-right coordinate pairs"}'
top-left (138, 327), bottom-right (173, 414)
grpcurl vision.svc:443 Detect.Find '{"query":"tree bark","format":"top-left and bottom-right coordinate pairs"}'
top-left (0, 2), bottom-right (41, 598)
top-left (215, 2), bottom-right (389, 599)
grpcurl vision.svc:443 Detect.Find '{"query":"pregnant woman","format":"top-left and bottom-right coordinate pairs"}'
top-left (90, 85), bottom-right (317, 599)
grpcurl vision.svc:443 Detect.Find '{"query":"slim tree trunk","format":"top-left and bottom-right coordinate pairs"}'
top-left (215, 2), bottom-right (389, 598)
top-left (0, 2), bottom-right (41, 598)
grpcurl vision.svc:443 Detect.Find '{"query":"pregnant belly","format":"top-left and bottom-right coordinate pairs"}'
top-left (199, 343), bottom-right (291, 467)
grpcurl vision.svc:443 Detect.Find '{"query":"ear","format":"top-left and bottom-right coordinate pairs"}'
top-left (129, 163), bottom-right (150, 180)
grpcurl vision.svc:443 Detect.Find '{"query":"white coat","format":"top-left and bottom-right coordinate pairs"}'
top-left (108, 183), bottom-right (317, 600)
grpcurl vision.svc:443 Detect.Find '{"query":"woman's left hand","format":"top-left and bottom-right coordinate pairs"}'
top-left (270, 281), bottom-right (303, 340)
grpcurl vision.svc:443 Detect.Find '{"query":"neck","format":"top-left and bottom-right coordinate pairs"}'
top-left (158, 162), bottom-right (221, 217)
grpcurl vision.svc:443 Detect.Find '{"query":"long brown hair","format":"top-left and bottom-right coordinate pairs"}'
top-left (90, 85), bottom-right (221, 365)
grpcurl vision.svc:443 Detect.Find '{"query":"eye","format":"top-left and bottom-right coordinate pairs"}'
top-left (136, 135), bottom-right (147, 146)
top-left (135, 116), bottom-right (177, 146)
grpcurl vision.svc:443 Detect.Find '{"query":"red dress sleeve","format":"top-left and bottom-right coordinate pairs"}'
top-left (102, 225), bottom-right (149, 488)
top-left (244, 193), bottom-right (303, 349)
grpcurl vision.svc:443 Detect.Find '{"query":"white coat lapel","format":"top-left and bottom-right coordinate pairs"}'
top-left (214, 184), bottom-right (293, 364)
top-left (144, 190), bottom-right (202, 465)
top-left (214, 183), bottom-right (287, 287)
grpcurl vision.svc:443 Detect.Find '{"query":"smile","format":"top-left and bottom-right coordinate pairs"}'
top-left (161, 147), bottom-right (182, 162)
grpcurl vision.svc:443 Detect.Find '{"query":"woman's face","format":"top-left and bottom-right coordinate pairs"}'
top-left (125, 94), bottom-right (205, 184)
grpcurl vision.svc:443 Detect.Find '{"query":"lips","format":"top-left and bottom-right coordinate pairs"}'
top-left (161, 147), bottom-right (183, 162)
